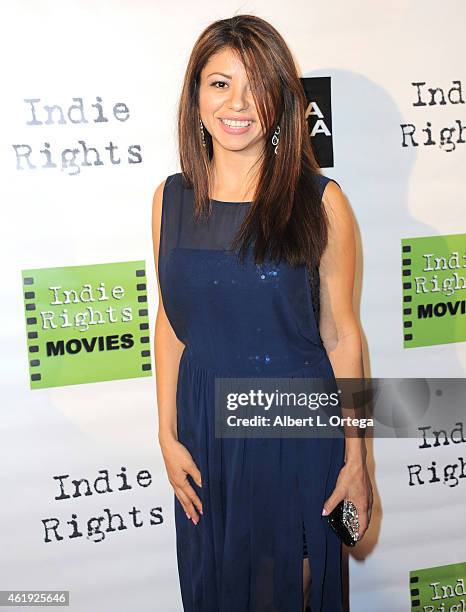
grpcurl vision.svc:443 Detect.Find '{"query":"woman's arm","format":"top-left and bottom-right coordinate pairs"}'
top-left (152, 180), bottom-right (203, 524)
top-left (319, 180), bottom-right (365, 464)
top-left (152, 179), bottom-right (185, 444)
top-left (318, 180), bottom-right (373, 538)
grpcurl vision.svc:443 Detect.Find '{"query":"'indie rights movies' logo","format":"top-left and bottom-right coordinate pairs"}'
top-left (21, 260), bottom-right (151, 389)
top-left (409, 561), bottom-right (466, 610)
top-left (401, 234), bottom-right (466, 348)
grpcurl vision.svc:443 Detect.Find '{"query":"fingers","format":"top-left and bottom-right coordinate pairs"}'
top-left (321, 490), bottom-right (344, 516)
top-left (183, 460), bottom-right (203, 514)
top-left (175, 488), bottom-right (201, 524)
top-left (356, 496), bottom-right (373, 540)
top-left (357, 508), bottom-right (368, 539)
top-left (188, 461), bottom-right (202, 488)
top-left (173, 474), bottom-right (203, 523)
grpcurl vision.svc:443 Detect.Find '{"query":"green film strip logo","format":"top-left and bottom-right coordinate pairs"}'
top-left (401, 233), bottom-right (466, 348)
top-left (409, 561), bottom-right (466, 610)
top-left (22, 260), bottom-right (151, 389)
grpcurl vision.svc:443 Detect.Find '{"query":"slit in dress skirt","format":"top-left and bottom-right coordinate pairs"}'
top-left (302, 521), bottom-right (309, 559)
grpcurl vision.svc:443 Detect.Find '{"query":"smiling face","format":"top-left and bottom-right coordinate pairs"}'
top-left (198, 47), bottom-right (266, 154)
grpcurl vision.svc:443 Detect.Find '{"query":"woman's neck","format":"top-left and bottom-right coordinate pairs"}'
top-left (209, 157), bottom-right (260, 201)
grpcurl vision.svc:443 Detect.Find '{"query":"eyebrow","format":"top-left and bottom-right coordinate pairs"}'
top-left (205, 72), bottom-right (232, 79)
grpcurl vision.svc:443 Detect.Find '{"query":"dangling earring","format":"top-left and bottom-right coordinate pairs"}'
top-left (199, 118), bottom-right (206, 148)
top-left (272, 124), bottom-right (280, 155)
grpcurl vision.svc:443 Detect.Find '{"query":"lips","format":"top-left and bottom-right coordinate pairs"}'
top-left (218, 117), bottom-right (253, 135)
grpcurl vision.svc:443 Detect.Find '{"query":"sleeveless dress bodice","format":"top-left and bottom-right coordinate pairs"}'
top-left (159, 173), bottom-right (328, 377)
top-left (157, 171), bottom-right (345, 612)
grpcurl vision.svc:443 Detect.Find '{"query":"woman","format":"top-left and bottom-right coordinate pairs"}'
top-left (152, 14), bottom-right (372, 612)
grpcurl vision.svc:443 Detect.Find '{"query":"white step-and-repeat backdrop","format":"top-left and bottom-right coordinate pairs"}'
top-left (1, 2), bottom-right (465, 611)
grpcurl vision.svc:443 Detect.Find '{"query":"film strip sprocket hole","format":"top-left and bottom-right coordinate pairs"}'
top-left (402, 242), bottom-right (413, 345)
top-left (24, 275), bottom-right (42, 382)
top-left (136, 267), bottom-right (151, 373)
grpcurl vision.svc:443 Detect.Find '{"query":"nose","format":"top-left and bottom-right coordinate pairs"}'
top-left (227, 84), bottom-right (249, 111)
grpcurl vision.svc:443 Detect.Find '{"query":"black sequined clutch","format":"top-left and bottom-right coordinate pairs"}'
top-left (326, 499), bottom-right (359, 547)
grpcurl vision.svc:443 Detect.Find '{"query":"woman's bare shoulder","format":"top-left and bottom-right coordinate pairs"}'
top-left (152, 177), bottom-right (167, 215)
top-left (152, 172), bottom-right (181, 220)
top-left (151, 178), bottom-right (168, 267)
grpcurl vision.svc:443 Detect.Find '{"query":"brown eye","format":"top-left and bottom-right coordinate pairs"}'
top-left (211, 81), bottom-right (228, 89)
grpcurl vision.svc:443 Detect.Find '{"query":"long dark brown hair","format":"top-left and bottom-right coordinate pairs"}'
top-left (177, 14), bottom-right (328, 269)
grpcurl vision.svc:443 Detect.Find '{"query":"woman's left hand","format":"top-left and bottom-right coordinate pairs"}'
top-left (322, 459), bottom-right (373, 542)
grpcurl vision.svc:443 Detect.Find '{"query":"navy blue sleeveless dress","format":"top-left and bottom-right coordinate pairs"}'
top-left (158, 172), bottom-right (345, 611)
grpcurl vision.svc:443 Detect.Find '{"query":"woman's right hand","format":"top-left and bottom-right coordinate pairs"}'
top-left (159, 435), bottom-right (203, 524)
